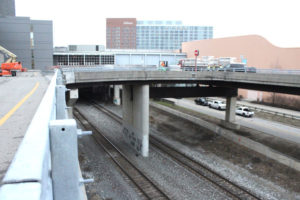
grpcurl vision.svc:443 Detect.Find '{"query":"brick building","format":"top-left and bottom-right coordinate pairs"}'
top-left (106, 18), bottom-right (137, 49)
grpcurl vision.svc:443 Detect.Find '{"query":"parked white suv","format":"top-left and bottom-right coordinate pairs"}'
top-left (208, 100), bottom-right (226, 110)
top-left (236, 106), bottom-right (254, 117)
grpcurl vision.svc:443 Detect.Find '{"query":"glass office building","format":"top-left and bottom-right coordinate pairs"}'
top-left (136, 20), bottom-right (213, 50)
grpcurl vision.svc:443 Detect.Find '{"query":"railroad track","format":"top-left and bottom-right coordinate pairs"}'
top-left (90, 101), bottom-right (262, 200)
top-left (73, 107), bottom-right (170, 200)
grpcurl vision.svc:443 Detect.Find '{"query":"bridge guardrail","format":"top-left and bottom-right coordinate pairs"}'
top-left (256, 69), bottom-right (300, 74)
top-left (0, 70), bottom-right (90, 200)
top-left (0, 70), bottom-right (58, 200)
top-left (60, 65), bottom-right (300, 75)
top-left (182, 66), bottom-right (300, 74)
top-left (61, 65), bottom-right (159, 72)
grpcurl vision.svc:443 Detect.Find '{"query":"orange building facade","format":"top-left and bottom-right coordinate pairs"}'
top-left (182, 35), bottom-right (300, 108)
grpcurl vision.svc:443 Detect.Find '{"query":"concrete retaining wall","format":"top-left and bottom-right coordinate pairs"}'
top-left (150, 102), bottom-right (300, 172)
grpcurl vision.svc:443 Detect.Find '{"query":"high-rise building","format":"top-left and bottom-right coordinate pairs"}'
top-left (0, 0), bottom-right (15, 16)
top-left (0, 0), bottom-right (53, 69)
top-left (136, 20), bottom-right (213, 50)
top-left (106, 18), bottom-right (136, 49)
top-left (0, 17), bottom-right (53, 69)
top-left (106, 18), bottom-right (213, 50)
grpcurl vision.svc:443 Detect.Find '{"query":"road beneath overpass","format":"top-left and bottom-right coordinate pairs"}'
top-left (166, 98), bottom-right (300, 144)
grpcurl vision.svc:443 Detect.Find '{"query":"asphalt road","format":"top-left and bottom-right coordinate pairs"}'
top-left (0, 72), bottom-right (51, 180)
top-left (166, 98), bottom-right (300, 144)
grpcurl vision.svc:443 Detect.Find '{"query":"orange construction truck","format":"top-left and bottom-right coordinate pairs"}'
top-left (0, 45), bottom-right (27, 76)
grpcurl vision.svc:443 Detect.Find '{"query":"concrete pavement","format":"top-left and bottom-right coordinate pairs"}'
top-left (166, 98), bottom-right (300, 144)
top-left (0, 72), bottom-right (52, 180)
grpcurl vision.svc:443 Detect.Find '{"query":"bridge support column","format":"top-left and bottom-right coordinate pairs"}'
top-left (225, 96), bottom-right (236, 123)
top-left (122, 84), bottom-right (149, 157)
top-left (222, 96), bottom-right (240, 129)
top-left (113, 85), bottom-right (121, 105)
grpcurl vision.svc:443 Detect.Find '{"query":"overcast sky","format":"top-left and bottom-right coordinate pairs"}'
top-left (15, 0), bottom-right (300, 48)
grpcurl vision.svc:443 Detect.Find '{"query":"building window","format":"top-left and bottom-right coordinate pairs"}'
top-left (85, 55), bottom-right (100, 65)
top-left (69, 55), bottom-right (84, 65)
top-left (101, 55), bottom-right (114, 65)
top-left (57, 55), bottom-right (68, 65)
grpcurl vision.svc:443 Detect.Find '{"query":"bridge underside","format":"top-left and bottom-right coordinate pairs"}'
top-left (88, 84), bottom-right (238, 157)
top-left (65, 70), bottom-right (300, 157)
top-left (149, 86), bottom-right (237, 98)
top-left (67, 80), bottom-right (300, 96)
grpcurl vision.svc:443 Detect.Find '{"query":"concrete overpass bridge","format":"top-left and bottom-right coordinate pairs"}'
top-left (1, 67), bottom-right (299, 199)
top-left (62, 67), bottom-right (300, 157)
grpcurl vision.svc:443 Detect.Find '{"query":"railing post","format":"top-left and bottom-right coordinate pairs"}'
top-left (56, 70), bottom-right (64, 85)
top-left (50, 119), bottom-right (80, 200)
top-left (56, 85), bottom-right (68, 119)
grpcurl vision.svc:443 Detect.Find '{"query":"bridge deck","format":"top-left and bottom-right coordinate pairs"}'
top-left (0, 72), bottom-right (52, 181)
top-left (64, 70), bottom-right (300, 95)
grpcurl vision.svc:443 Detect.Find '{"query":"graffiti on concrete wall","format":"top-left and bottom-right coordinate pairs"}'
top-left (122, 124), bottom-right (142, 154)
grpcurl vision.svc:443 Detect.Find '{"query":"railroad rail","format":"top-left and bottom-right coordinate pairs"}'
top-left (73, 107), bottom-right (170, 200)
top-left (91, 101), bottom-right (261, 200)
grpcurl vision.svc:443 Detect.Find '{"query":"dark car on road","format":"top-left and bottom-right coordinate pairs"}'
top-left (194, 97), bottom-right (208, 106)
top-left (246, 66), bottom-right (256, 73)
top-left (218, 64), bottom-right (256, 73)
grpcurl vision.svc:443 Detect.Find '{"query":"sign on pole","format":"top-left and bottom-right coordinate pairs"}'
top-left (194, 50), bottom-right (199, 71)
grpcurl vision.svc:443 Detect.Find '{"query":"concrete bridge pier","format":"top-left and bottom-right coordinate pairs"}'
top-left (222, 95), bottom-right (240, 129)
top-left (225, 96), bottom-right (236, 122)
top-left (122, 84), bottom-right (149, 157)
top-left (113, 85), bottom-right (121, 105)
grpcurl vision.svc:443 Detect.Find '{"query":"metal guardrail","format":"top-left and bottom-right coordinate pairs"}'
top-left (256, 69), bottom-right (300, 74)
top-left (61, 65), bottom-right (300, 74)
top-left (0, 70), bottom-right (91, 200)
top-left (61, 65), bottom-right (159, 72)
top-left (182, 66), bottom-right (300, 74)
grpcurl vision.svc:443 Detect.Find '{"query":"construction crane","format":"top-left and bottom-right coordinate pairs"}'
top-left (0, 45), bottom-right (26, 76)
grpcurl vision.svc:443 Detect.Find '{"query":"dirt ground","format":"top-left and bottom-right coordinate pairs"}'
top-left (149, 106), bottom-right (300, 194)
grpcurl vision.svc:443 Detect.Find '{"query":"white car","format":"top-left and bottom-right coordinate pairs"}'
top-left (209, 100), bottom-right (226, 110)
top-left (236, 107), bottom-right (254, 117)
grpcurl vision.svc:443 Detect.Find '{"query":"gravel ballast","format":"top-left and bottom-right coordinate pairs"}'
top-left (76, 100), bottom-right (300, 199)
